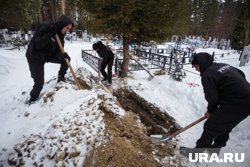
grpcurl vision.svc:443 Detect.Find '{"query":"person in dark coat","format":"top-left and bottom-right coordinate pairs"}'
top-left (26, 15), bottom-right (74, 104)
top-left (191, 52), bottom-right (250, 149)
top-left (92, 41), bottom-right (114, 85)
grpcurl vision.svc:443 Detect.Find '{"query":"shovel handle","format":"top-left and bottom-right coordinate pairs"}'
top-left (54, 34), bottom-right (82, 89)
top-left (170, 116), bottom-right (206, 139)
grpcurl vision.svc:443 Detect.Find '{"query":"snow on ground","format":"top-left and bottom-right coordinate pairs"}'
top-left (0, 41), bottom-right (125, 166)
top-left (0, 40), bottom-right (249, 166)
top-left (128, 47), bottom-right (250, 148)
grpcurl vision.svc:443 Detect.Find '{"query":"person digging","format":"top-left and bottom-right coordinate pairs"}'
top-left (92, 41), bottom-right (114, 86)
top-left (26, 15), bottom-right (74, 104)
top-left (180, 52), bottom-right (250, 156)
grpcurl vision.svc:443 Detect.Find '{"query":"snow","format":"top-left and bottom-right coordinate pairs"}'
top-left (128, 47), bottom-right (250, 147)
top-left (0, 40), bottom-right (249, 166)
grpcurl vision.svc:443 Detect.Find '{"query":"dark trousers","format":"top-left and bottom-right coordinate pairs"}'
top-left (196, 105), bottom-right (249, 148)
top-left (100, 56), bottom-right (114, 83)
top-left (28, 56), bottom-right (70, 99)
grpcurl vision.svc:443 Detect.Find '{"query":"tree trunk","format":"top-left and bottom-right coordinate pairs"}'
top-left (121, 36), bottom-right (130, 78)
top-left (61, 0), bottom-right (65, 15)
top-left (38, 4), bottom-right (43, 23)
top-left (51, 0), bottom-right (56, 21)
top-left (244, 19), bottom-right (250, 46)
top-left (243, 4), bottom-right (250, 46)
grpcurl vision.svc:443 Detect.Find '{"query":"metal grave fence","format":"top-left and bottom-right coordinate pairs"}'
top-left (82, 48), bottom-right (193, 77)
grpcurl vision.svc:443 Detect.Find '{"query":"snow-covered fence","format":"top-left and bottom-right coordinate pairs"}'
top-left (211, 51), bottom-right (240, 61)
top-left (81, 50), bottom-right (101, 72)
top-left (114, 49), bottom-right (193, 73)
top-left (82, 48), bottom-right (193, 78)
top-left (136, 49), bottom-right (192, 67)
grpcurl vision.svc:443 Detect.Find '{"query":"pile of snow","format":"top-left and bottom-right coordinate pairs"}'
top-left (0, 44), bottom-right (125, 166)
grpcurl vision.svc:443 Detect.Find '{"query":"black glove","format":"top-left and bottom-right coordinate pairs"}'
top-left (61, 52), bottom-right (70, 59)
top-left (56, 52), bottom-right (70, 61)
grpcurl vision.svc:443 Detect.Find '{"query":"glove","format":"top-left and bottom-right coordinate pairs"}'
top-left (56, 52), bottom-right (70, 61)
top-left (205, 112), bottom-right (211, 119)
top-left (61, 52), bottom-right (70, 59)
top-left (62, 52), bottom-right (70, 59)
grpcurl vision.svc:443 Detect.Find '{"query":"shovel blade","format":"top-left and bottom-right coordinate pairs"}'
top-left (148, 76), bottom-right (154, 81)
top-left (150, 134), bottom-right (170, 143)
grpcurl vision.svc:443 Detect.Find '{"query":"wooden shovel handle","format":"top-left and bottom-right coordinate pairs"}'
top-left (170, 116), bottom-right (206, 138)
top-left (54, 34), bottom-right (82, 89)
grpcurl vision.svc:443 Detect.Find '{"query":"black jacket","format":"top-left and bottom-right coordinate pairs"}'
top-left (96, 42), bottom-right (114, 61)
top-left (26, 15), bottom-right (73, 63)
top-left (195, 53), bottom-right (250, 113)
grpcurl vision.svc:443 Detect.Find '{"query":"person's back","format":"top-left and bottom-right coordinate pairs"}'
top-left (202, 62), bottom-right (250, 106)
top-left (26, 22), bottom-right (53, 63)
top-left (190, 52), bottom-right (250, 149)
top-left (92, 41), bottom-right (114, 85)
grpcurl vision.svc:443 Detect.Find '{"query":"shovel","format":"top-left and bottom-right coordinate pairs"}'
top-left (55, 34), bottom-right (82, 89)
top-left (130, 54), bottom-right (154, 80)
top-left (150, 116), bottom-right (206, 143)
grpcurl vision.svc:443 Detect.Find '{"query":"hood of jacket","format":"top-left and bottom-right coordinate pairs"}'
top-left (54, 15), bottom-right (74, 32)
top-left (192, 52), bottom-right (214, 75)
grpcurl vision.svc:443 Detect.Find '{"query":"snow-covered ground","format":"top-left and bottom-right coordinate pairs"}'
top-left (0, 40), bottom-right (249, 166)
top-left (128, 47), bottom-right (250, 148)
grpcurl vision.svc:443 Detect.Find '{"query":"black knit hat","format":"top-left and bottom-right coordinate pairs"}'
top-left (191, 53), bottom-right (199, 65)
top-left (92, 41), bottom-right (103, 50)
top-left (92, 43), bottom-right (98, 50)
top-left (55, 15), bottom-right (74, 30)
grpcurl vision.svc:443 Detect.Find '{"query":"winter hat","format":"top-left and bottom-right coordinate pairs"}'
top-left (55, 15), bottom-right (74, 31)
top-left (92, 41), bottom-right (103, 50)
top-left (191, 52), bottom-right (214, 75)
top-left (192, 52), bottom-right (214, 66)
top-left (92, 43), bottom-right (99, 50)
top-left (191, 53), bottom-right (199, 66)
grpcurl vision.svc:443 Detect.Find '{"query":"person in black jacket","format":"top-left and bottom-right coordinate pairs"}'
top-left (26, 15), bottom-right (74, 104)
top-left (191, 52), bottom-right (250, 149)
top-left (92, 41), bottom-right (114, 85)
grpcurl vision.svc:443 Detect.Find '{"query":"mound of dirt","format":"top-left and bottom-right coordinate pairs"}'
top-left (83, 102), bottom-right (182, 167)
top-left (83, 107), bottom-right (158, 167)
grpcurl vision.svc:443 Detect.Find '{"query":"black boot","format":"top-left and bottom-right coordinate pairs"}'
top-left (57, 75), bottom-right (66, 83)
top-left (179, 146), bottom-right (206, 158)
top-left (107, 80), bottom-right (112, 86)
top-left (206, 143), bottom-right (222, 155)
top-left (28, 96), bottom-right (38, 105)
top-left (101, 78), bottom-right (108, 82)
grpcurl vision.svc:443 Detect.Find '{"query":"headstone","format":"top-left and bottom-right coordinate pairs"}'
top-left (211, 38), bottom-right (217, 48)
top-left (83, 30), bottom-right (88, 42)
top-left (226, 39), bottom-right (231, 50)
top-left (172, 35), bottom-right (178, 43)
top-left (151, 44), bottom-right (157, 54)
top-left (17, 31), bottom-right (22, 38)
top-left (24, 34), bottom-right (28, 40)
top-left (219, 38), bottom-right (225, 49)
top-left (239, 44), bottom-right (250, 67)
top-left (27, 31), bottom-right (32, 41)
top-left (72, 32), bottom-right (77, 41)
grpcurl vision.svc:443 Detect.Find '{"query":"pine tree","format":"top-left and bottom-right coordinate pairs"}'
top-left (231, 0), bottom-right (250, 50)
top-left (170, 63), bottom-right (186, 81)
top-left (191, 0), bottom-right (204, 35)
top-left (77, 0), bottom-right (191, 77)
top-left (202, 0), bottom-right (219, 36)
top-left (0, 0), bottom-right (40, 29)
